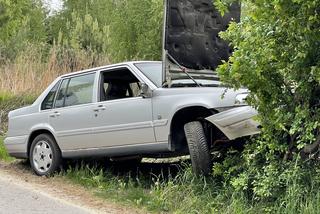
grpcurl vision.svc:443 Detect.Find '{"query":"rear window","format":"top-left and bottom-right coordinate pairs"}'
top-left (65, 74), bottom-right (95, 107)
top-left (54, 73), bottom-right (95, 108)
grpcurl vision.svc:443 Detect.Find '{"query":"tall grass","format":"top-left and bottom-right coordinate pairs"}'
top-left (0, 43), bottom-right (110, 134)
top-left (0, 92), bottom-right (36, 134)
top-left (0, 136), bottom-right (14, 162)
top-left (63, 162), bottom-right (320, 214)
top-left (0, 44), bottom-right (110, 95)
top-left (63, 163), bottom-right (257, 213)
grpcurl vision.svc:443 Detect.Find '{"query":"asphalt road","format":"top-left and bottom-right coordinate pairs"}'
top-left (0, 176), bottom-right (92, 214)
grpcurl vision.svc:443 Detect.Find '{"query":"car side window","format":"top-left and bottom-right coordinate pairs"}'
top-left (55, 79), bottom-right (69, 108)
top-left (64, 73), bottom-right (95, 107)
top-left (41, 81), bottom-right (60, 110)
top-left (54, 73), bottom-right (95, 108)
top-left (100, 68), bottom-right (142, 102)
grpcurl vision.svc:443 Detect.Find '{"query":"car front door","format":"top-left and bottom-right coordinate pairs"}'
top-left (48, 72), bottom-right (97, 151)
top-left (90, 66), bottom-right (155, 149)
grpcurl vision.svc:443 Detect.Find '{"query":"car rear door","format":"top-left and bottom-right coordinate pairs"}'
top-left (48, 72), bottom-right (97, 151)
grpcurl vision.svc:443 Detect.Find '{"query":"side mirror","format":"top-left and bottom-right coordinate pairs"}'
top-left (141, 83), bottom-right (152, 98)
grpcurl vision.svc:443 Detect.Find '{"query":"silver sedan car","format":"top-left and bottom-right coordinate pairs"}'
top-left (5, 61), bottom-right (259, 176)
top-left (5, 0), bottom-right (259, 176)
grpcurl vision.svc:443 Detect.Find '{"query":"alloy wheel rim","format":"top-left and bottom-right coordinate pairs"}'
top-left (32, 140), bottom-right (53, 173)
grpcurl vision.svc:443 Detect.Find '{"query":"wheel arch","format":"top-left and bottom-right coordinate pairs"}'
top-left (27, 129), bottom-right (58, 157)
top-left (169, 105), bottom-right (218, 152)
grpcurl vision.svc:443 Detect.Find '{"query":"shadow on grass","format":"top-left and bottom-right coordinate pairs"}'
top-left (64, 157), bottom-right (191, 181)
top-left (12, 156), bottom-right (191, 182)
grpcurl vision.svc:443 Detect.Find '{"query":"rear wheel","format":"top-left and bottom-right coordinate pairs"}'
top-left (29, 134), bottom-right (62, 176)
top-left (184, 121), bottom-right (211, 176)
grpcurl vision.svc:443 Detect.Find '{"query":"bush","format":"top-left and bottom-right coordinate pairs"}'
top-left (215, 0), bottom-right (320, 201)
top-left (0, 92), bottom-right (36, 134)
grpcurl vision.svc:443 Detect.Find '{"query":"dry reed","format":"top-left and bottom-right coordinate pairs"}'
top-left (0, 44), bottom-right (110, 95)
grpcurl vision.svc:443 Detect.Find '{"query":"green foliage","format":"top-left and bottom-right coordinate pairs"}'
top-left (0, 0), bottom-right (47, 60)
top-left (106, 0), bottom-right (163, 62)
top-left (0, 92), bottom-right (36, 134)
top-left (0, 136), bottom-right (14, 162)
top-left (64, 163), bottom-right (255, 213)
top-left (48, 0), bottom-right (163, 63)
top-left (0, 0), bottom-right (163, 64)
top-left (216, 0), bottom-right (320, 201)
top-left (64, 162), bottom-right (320, 213)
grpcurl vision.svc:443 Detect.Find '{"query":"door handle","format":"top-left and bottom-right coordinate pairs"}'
top-left (93, 105), bottom-right (106, 112)
top-left (49, 111), bottom-right (61, 118)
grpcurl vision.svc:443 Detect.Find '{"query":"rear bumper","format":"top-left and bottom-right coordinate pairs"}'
top-left (206, 106), bottom-right (260, 140)
top-left (4, 136), bottom-right (28, 159)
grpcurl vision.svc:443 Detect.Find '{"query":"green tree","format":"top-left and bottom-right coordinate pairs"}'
top-left (215, 0), bottom-right (320, 200)
top-left (47, 0), bottom-right (163, 63)
top-left (0, 0), bottom-right (47, 59)
top-left (107, 0), bottom-right (163, 62)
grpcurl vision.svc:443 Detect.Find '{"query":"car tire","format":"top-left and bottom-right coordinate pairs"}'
top-left (184, 121), bottom-right (212, 176)
top-left (29, 134), bottom-right (62, 176)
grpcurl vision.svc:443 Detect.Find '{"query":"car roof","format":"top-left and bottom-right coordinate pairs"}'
top-left (60, 61), bottom-right (162, 78)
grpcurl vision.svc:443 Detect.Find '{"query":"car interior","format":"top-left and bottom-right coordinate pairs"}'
top-left (100, 68), bottom-right (142, 102)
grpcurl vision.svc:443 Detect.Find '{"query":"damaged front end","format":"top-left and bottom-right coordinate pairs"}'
top-left (206, 106), bottom-right (260, 140)
top-left (162, 0), bottom-right (261, 139)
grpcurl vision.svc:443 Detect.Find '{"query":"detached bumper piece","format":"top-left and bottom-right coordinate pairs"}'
top-left (206, 106), bottom-right (260, 140)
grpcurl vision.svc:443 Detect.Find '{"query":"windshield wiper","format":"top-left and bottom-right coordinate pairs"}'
top-left (167, 52), bottom-right (201, 87)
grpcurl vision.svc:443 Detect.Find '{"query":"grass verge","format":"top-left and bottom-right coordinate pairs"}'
top-left (62, 161), bottom-right (320, 214)
top-left (2, 134), bottom-right (320, 213)
top-left (0, 136), bottom-right (14, 162)
top-left (63, 162), bottom-right (259, 213)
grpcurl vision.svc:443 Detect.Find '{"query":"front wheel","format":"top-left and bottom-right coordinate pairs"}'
top-left (184, 121), bottom-right (212, 176)
top-left (29, 134), bottom-right (62, 176)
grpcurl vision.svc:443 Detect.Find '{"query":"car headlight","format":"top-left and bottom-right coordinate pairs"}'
top-left (235, 93), bottom-right (249, 105)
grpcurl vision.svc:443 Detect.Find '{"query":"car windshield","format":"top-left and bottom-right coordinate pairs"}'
top-left (135, 62), bottom-right (221, 88)
top-left (135, 62), bottom-right (163, 87)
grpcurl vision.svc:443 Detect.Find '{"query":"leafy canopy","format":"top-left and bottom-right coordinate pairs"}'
top-left (215, 0), bottom-right (320, 200)
top-left (47, 0), bottom-right (163, 63)
top-left (0, 0), bottom-right (47, 59)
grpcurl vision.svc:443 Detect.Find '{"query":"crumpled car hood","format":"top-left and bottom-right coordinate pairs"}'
top-left (163, 0), bottom-right (240, 85)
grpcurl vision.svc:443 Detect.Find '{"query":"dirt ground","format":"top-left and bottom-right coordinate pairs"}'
top-left (0, 161), bottom-right (143, 214)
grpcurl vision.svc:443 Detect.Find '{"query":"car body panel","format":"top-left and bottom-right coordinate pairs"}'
top-left (151, 87), bottom-right (247, 142)
top-left (62, 141), bottom-right (169, 158)
top-left (91, 97), bottom-right (155, 148)
top-left (49, 103), bottom-right (98, 150)
top-left (4, 135), bottom-right (28, 158)
top-left (206, 106), bottom-right (260, 140)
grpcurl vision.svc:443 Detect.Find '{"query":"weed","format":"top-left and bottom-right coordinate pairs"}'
top-left (0, 136), bottom-right (14, 162)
